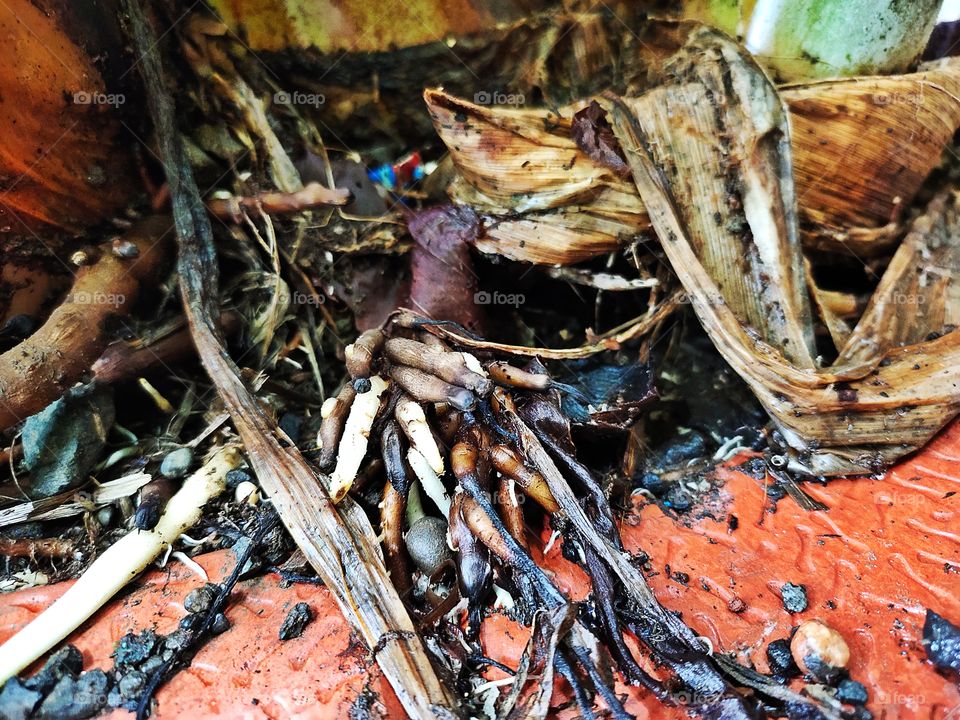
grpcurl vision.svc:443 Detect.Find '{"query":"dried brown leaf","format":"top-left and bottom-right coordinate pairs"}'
top-left (609, 29), bottom-right (960, 475)
top-left (428, 57), bottom-right (960, 264)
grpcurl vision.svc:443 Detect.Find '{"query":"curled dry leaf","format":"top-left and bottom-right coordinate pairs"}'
top-left (424, 89), bottom-right (647, 265)
top-left (607, 28), bottom-right (960, 476)
top-left (426, 55), bottom-right (960, 264)
top-left (782, 59), bottom-right (960, 255)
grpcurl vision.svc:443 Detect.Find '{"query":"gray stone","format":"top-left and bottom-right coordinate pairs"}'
top-left (183, 584), bottom-right (217, 614)
top-left (279, 602), bottom-right (313, 641)
top-left (405, 517), bottom-right (451, 576)
top-left (117, 670), bottom-right (146, 700)
top-left (36, 670), bottom-right (108, 720)
top-left (0, 678), bottom-right (42, 720)
top-left (23, 645), bottom-right (83, 694)
top-left (22, 385), bottom-right (114, 499)
top-left (160, 447), bottom-right (194, 479)
top-left (780, 582), bottom-right (809, 613)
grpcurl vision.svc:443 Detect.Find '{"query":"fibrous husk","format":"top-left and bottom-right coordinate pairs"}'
top-left (606, 28), bottom-right (960, 476)
top-left (782, 60), bottom-right (960, 255)
top-left (424, 90), bottom-right (647, 264)
top-left (426, 55), bottom-right (960, 264)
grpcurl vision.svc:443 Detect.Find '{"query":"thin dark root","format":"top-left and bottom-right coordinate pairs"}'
top-left (555, 649), bottom-right (596, 720)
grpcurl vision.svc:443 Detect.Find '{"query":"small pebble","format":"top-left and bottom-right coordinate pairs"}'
top-left (663, 486), bottom-right (693, 512)
top-left (790, 620), bottom-right (850, 679)
top-left (140, 656), bottom-right (164, 677)
top-left (70, 250), bottom-right (91, 267)
top-left (234, 480), bottom-right (260, 505)
top-left (637, 472), bottom-right (668, 496)
top-left (352, 377), bottom-right (372, 393)
top-left (24, 645), bottom-right (83, 693)
top-left (164, 629), bottom-right (190, 652)
top-left (836, 678), bottom-right (868, 706)
top-left (183, 584), bottom-right (217, 614)
top-left (113, 630), bottom-right (158, 667)
top-left (780, 582), bottom-right (808, 613)
top-left (766, 484), bottom-right (788, 501)
top-left (766, 638), bottom-right (799, 678)
top-left (117, 670), bottom-right (146, 700)
top-left (923, 609), bottom-right (960, 674)
top-left (0, 677), bottom-right (42, 720)
top-left (279, 602), bottom-right (314, 641)
top-left (405, 517), bottom-right (452, 576)
top-left (225, 468), bottom-right (253, 490)
top-left (160, 447), bottom-right (194, 479)
top-left (179, 613), bottom-right (201, 631)
top-left (36, 670), bottom-right (108, 720)
top-left (727, 596), bottom-right (747, 614)
top-left (96, 506), bottom-right (114, 527)
top-left (111, 238), bottom-right (140, 258)
top-left (210, 613), bottom-right (231, 635)
top-left (659, 431), bottom-right (707, 466)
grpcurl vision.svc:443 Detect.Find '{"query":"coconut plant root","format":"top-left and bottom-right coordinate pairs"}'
top-left (0, 218), bottom-right (170, 431)
top-left (1, 3), bottom-right (959, 720)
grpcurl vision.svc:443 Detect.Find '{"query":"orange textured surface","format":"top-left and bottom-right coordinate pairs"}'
top-left (2, 421), bottom-right (959, 718)
top-left (0, 551), bottom-right (404, 719)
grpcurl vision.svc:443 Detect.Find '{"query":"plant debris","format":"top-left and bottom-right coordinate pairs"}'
top-left (278, 602), bottom-right (313, 641)
top-left (0, 3), bottom-right (958, 719)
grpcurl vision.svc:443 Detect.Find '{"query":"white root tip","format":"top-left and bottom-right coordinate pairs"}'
top-left (329, 376), bottom-right (388, 503)
top-left (396, 396), bottom-right (444, 475)
top-left (0, 446), bottom-right (241, 685)
top-left (407, 448), bottom-right (451, 517)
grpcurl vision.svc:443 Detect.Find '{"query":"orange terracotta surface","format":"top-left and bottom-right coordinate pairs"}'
top-left (0, 552), bottom-right (404, 719)
top-left (2, 421), bottom-right (959, 718)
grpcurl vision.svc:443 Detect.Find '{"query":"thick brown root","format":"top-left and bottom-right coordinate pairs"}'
top-left (0, 217), bottom-right (169, 430)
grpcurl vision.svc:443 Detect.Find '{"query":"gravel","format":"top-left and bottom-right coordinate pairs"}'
top-left (279, 602), bottom-right (313, 641)
top-left (780, 582), bottom-right (809, 613)
top-left (160, 447), bottom-right (194, 479)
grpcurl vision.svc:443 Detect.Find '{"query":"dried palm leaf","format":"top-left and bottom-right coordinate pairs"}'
top-left (782, 60), bottom-right (960, 255)
top-left (427, 57), bottom-right (960, 264)
top-left (836, 189), bottom-right (960, 366)
top-left (608, 28), bottom-right (960, 476)
top-left (425, 90), bottom-right (647, 264)
top-left (805, 260), bottom-right (856, 351)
